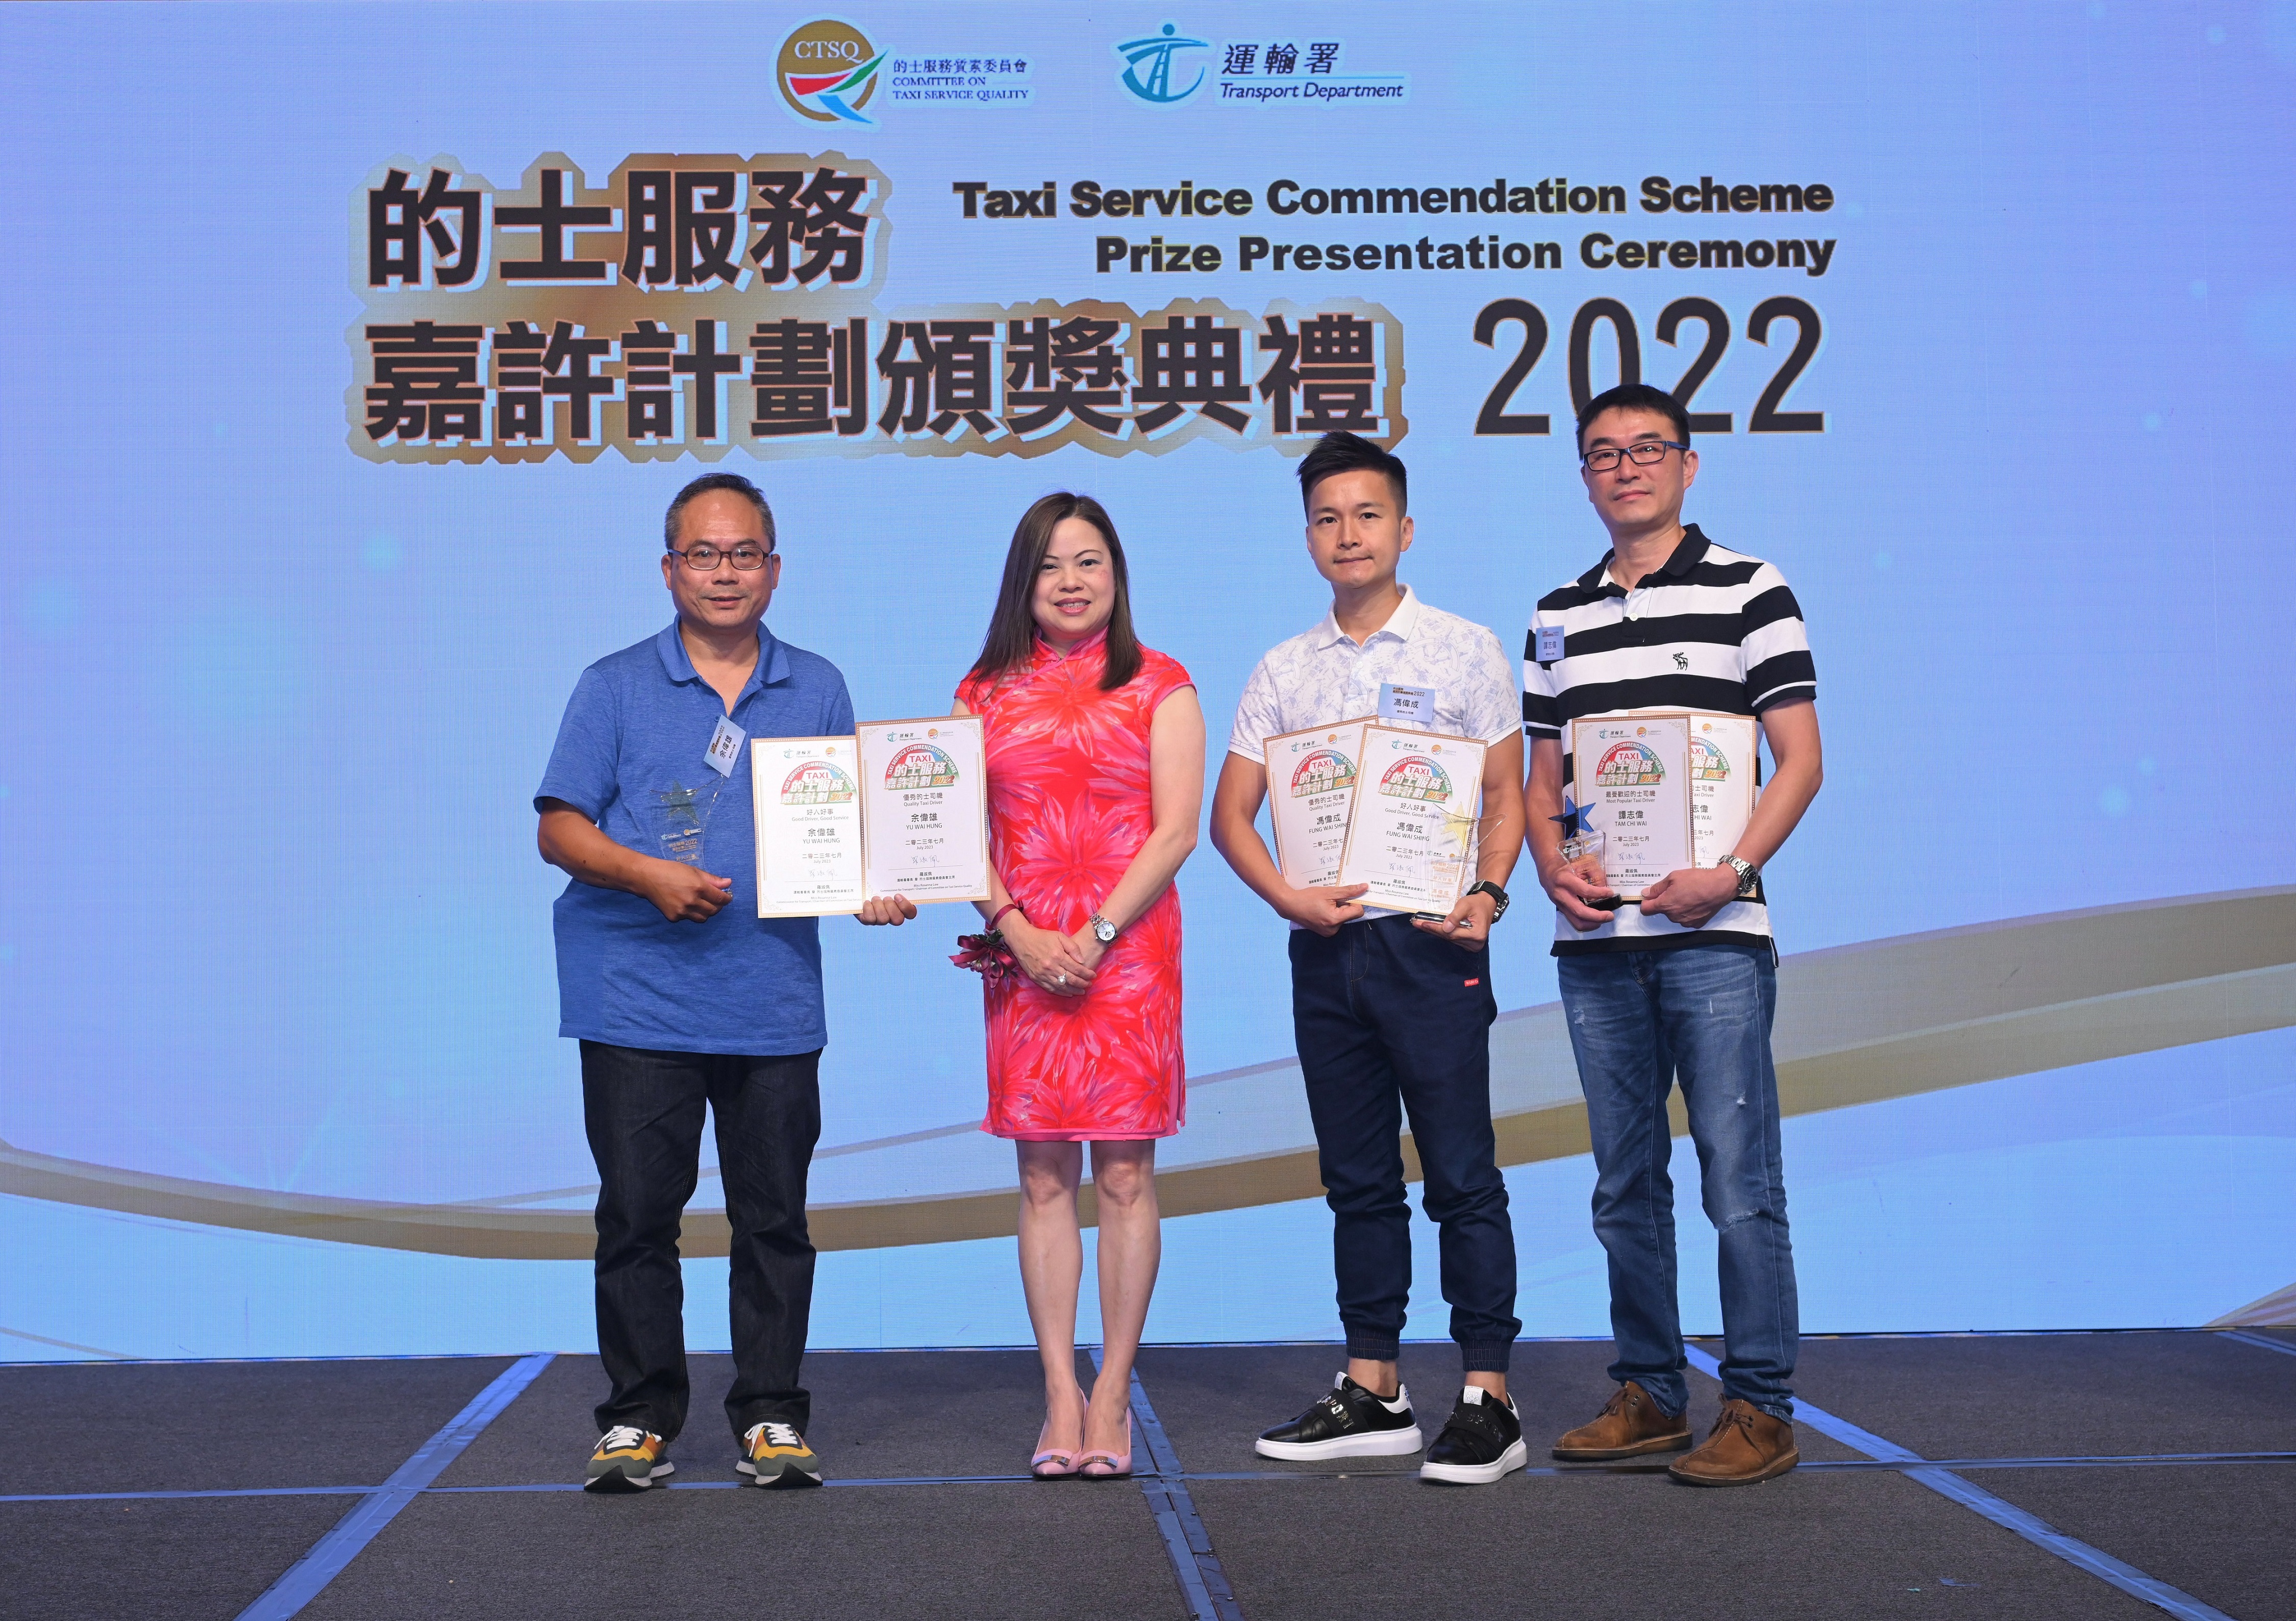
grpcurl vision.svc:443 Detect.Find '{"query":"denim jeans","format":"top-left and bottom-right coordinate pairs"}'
top-left (580, 1040), bottom-right (822, 1444)
top-left (1556, 943), bottom-right (1798, 1418)
top-left (1290, 916), bottom-right (1521, 1372)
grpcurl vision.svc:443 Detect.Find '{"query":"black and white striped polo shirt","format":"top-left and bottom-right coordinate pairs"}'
top-left (1522, 524), bottom-right (1816, 955)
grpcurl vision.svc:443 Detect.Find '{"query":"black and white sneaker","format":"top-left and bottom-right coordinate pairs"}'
top-left (1418, 1387), bottom-right (1529, 1485)
top-left (1255, 1372), bottom-right (1424, 1460)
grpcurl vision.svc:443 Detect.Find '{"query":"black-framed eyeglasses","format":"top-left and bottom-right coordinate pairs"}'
top-left (1580, 440), bottom-right (1688, 472)
top-left (666, 542), bottom-right (777, 570)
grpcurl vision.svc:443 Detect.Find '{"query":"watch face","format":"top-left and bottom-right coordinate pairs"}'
top-left (1094, 918), bottom-right (1116, 942)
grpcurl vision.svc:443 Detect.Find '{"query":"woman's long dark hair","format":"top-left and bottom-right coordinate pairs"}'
top-left (967, 492), bottom-right (1142, 691)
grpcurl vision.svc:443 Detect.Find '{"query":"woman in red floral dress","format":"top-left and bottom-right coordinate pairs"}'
top-left (954, 492), bottom-right (1204, 1478)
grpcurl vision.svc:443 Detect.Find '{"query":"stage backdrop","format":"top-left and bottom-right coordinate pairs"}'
top-left (3, 2), bottom-right (2293, 1361)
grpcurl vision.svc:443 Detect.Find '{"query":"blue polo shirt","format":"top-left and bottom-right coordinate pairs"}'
top-left (536, 620), bottom-right (856, 1056)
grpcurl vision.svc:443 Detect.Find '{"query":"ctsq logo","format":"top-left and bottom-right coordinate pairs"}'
top-left (781, 19), bottom-right (885, 124)
top-left (1116, 22), bottom-right (1209, 103)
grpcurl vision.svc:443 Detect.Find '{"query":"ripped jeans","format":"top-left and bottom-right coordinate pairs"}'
top-left (1557, 942), bottom-right (1798, 1419)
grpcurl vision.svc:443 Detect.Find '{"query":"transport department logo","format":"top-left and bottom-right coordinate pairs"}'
top-left (1594, 741), bottom-right (1666, 786)
top-left (885, 742), bottom-right (959, 788)
top-left (1116, 23), bottom-right (1210, 103)
top-left (1691, 733), bottom-right (1731, 780)
top-left (781, 759), bottom-right (857, 803)
top-left (1289, 746), bottom-right (1357, 797)
top-left (781, 19), bottom-right (886, 124)
top-left (1378, 755), bottom-right (1452, 802)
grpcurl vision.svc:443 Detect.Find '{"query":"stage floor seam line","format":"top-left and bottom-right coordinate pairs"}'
top-left (1680, 1346), bottom-right (2238, 1621)
top-left (1095, 1348), bottom-right (1245, 1621)
top-left (6, 1449), bottom-right (2294, 1506)
top-left (230, 1352), bottom-right (554, 1621)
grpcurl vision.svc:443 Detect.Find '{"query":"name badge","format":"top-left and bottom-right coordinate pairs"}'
top-left (1534, 624), bottom-right (1566, 663)
top-left (704, 714), bottom-right (745, 778)
top-left (1378, 683), bottom-right (1437, 724)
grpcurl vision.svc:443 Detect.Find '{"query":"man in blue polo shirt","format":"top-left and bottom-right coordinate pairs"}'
top-left (536, 472), bottom-right (912, 1492)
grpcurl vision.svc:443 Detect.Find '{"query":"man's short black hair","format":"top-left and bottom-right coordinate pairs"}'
top-left (1296, 431), bottom-right (1407, 515)
top-left (664, 472), bottom-right (776, 551)
top-left (1574, 383), bottom-right (1691, 455)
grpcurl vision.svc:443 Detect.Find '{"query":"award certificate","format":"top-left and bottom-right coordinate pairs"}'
top-left (856, 716), bottom-right (991, 904)
top-left (1334, 725), bottom-right (1487, 915)
top-left (1687, 713), bottom-right (1759, 868)
top-left (752, 736), bottom-right (866, 916)
top-left (1264, 717), bottom-right (1371, 889)
top-left (1569, 715), bottom-right (1692, 900)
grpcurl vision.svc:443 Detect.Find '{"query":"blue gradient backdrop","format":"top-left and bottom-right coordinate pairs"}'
top-left (1, 2), bottom-right (2290, 1358)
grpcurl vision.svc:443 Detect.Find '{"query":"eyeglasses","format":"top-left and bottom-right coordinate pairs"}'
top-left (666, 543), bottom-right (776, 570)
top-left (1580, 441), bottom-right (1688, 472)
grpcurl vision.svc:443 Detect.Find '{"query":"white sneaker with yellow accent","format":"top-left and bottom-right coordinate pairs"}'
top-left (736, 1419), bottom-right (824, 1488)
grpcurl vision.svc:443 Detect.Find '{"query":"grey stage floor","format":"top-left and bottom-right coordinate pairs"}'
top-left (2, 1329), bottom-right (2290, 1621)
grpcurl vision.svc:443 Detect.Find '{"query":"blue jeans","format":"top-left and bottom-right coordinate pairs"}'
top-left (1557, 943), bottom-right (1798, 1419)
top-left (1290, 916), bottom-right (1521, 1372)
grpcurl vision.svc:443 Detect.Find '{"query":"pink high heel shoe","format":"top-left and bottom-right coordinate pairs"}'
top-left (1078, 1409), bottom-right (1133, 1480)
top-left (1032, 1395), bottom-right (1088, 1479)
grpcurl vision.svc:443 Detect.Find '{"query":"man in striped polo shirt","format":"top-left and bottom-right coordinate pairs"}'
top-left (1522, 382), bottom-right (1825, 1486)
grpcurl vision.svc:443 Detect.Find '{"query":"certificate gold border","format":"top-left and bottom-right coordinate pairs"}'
top-left (1334, 722), bottom-right (1487, 915)
top-left (752, 735), bottom-right (866, 917)
top-left (1686, 712), bottom-right (1759, 866)
top-left (855, 714), bottom-right (992, 906)
top-left (1260, 715), bottom-right (1374, 888)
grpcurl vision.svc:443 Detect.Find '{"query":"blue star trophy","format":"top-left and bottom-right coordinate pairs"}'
top-left (1554, 794), bottom-right (1626, 911)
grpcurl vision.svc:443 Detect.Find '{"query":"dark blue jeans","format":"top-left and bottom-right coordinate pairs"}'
top-left (1290, 916), bottom-right (1521, 1372)
top-left (1557, 943), bottom-right (1798, 1418)
top-left (581, 1040), bottom-right (822, 1444)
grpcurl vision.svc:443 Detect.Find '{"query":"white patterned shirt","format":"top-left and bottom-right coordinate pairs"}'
top-left (1229, 585), bottom-right (1521, 762)
top-left (1229, 586), bottom-right (1519, 924)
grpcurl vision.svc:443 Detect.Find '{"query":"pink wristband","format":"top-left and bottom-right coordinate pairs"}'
top-left (989, 902), bottom-right (1026, 932)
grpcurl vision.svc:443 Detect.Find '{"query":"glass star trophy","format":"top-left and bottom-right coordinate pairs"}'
top-left (1553, 794), bottom-right (1623, 911)
top-left (650, 778), bottom-right (725, 868)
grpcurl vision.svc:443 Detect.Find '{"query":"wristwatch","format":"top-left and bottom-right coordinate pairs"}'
top-left (1720, 856), bottom-right (1759, 897)
top-left (1089, 910), bottom-right (1117, 944)
top-left (1463, 880), bottom-right (1510, 921)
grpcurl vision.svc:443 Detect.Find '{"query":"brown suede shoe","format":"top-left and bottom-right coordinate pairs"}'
top-left (1667, 1399), bottom-right (1799, 1486)
top-left (1552, 1380), bottom-right (1693, 1461)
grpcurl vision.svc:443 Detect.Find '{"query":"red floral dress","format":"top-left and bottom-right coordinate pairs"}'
top-left (957, 632), bottom-right (1193, 1141)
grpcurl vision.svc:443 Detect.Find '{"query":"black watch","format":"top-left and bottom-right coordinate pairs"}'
top-left (1464, 880), bottom-right (1510, 921)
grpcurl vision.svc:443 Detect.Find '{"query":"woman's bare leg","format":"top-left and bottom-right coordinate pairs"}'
top-left (1017, 1139), bottom-right (1089, 1449)
top-left (1084, 1139), bottom-right (1160, 1454)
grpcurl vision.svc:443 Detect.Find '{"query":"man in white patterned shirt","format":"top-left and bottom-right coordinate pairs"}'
top-left (1210, 432), bottom-right (1531, 1485)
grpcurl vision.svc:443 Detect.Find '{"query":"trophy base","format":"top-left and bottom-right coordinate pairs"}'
top-left (1585, 892), bottom-right (1646, 911)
